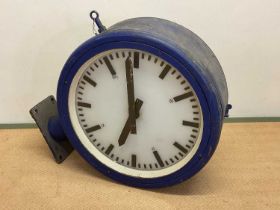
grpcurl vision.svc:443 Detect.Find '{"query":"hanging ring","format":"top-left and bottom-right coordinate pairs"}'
top-left (90, 10), bottom-right (99, 21)
top-left (89, 10), bottom-right (107, 33)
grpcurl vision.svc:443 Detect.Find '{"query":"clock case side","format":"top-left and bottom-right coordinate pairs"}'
top-left (54, 17), bottom-right (229, 188)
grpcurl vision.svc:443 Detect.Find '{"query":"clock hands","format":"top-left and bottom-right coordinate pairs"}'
top-left (118, 57), bottom-right (142, 146)
top-left (125, 56), bottom-right (137, 134)
top-left (118, 98), bottom-right (143, 146)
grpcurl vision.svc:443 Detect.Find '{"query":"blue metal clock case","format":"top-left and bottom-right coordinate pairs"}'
top-left (55, 17), bottom-right (229, 188)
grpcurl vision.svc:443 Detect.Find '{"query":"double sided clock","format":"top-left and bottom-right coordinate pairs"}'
top-left (30, 11), bottom-right (231, 188)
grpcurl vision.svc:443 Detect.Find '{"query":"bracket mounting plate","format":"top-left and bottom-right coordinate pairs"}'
top-left (30, 95), bottom-right (73, 163)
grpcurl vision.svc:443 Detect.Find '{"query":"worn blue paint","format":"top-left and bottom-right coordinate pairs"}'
top-left (53, 17), bottom-right (228, 188)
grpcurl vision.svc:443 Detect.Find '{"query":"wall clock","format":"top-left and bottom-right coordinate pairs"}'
top-left (30, 11), bottom-right (231, 188)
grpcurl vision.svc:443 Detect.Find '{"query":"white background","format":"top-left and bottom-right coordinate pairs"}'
top-left (0, 0), bottom-right (279, 123)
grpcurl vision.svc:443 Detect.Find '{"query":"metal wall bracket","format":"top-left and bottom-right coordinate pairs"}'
top-left (30, 96), bottom-right (73, 163)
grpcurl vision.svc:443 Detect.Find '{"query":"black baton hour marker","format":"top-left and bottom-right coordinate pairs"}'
top-left (173, 142), bottom-right (188, 154)
top-left (131, 154), bottom-right (137, 167)
top-left (153, 151), bottom-right (164, 167)
top-left (182, 120), bottom-right (199, 128)
top-left (173, 92), bottom-right (194, 102)
top-left (103, 56), bottom-right (116, 77)
top-left (133, 52), bottom-right (139, 68)
top-left (159, 64), bottom-right (171, 79)
top-left (77, 102), bottom-right (91, 108)
top-left (85, 125), bottom-right (102, 133)
top-left (83, 75), bottom-right (97, 87)
top-left (105, 144), bottom-right (114, 155)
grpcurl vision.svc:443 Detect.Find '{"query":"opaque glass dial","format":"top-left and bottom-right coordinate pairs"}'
top-left (68, 49), bottom-right (203, 178)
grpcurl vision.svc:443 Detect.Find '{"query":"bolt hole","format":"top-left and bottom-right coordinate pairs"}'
top-left (50, 97), bottom-right (55, 104)
top-left (59, 155), bottom-right (63, 160)
top-left (34, 109), bottom-right (38, 113)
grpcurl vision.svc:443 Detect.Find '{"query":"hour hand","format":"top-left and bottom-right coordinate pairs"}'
top-left (118, 99), bottom-right (143, 146)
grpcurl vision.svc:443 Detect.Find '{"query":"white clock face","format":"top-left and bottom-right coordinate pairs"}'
top-left (68, 49), bottom-right (203, 178)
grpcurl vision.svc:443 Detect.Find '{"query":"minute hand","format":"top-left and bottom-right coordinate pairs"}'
top-left (125, 57), bottom-right (137, 134)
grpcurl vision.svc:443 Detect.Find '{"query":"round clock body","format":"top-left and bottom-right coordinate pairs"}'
top-left (56, 17), bottom-right (229, 188)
